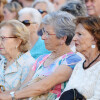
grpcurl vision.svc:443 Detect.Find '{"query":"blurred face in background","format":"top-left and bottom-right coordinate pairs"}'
top-left (18, 0), bottom-right (34, 7)
top-left (3, 7), bottom-right (16, 21)
top-left (85, 0), bottom-right (100, 16)
top-left (34, 2), bottom-right (48, 18)
top-left (53, 0), bottom-right (67, 10)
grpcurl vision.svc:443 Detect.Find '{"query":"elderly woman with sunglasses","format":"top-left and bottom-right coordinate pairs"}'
top-left (32, 0), bottom-right (55, 18)
top-left (18, 8), bottom-right (51, 59)
top-left (0, 20), bottom-right (35, 91)
top-left (0, 11), bottom-right (81, 100)
top-left (56, 16), bottom-right (100, 100)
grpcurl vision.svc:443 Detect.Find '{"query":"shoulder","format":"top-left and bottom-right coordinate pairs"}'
top-left (17, 51), bottom-right (36, 67)
top-left (36, 54), bottom-right (50, 63)
top-left (65, 53), bottom-right (82, 64)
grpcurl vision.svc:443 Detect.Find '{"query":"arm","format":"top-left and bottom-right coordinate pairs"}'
top-left (15, 64), bottom-right (72, 99)
top-left (0, 64), bottom-right (72, 100)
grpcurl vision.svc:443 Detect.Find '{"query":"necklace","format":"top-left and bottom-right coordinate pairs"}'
top-left (3, 53), bottom-right (22, 86)
top-left (83, 54), bottom-right (100, 69)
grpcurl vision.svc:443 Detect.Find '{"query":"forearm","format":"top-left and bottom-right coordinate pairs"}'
top-left (15, 80), bottom-right (49, 99)
top-left (15, 65), bottom-right (72, 99)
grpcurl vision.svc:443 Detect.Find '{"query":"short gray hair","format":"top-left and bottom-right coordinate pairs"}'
top-left (32, 0), bottom-right (55, 13)
top-left (60, 0), bottom-right (87, 17)
top-left (42, 11), bottom-right (76, 45)
top-left (18, 7), bottom-right (42, 25)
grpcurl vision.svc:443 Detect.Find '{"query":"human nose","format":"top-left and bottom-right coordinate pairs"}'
top-left (85, 1), bottom-right (93, 7)
top-left (73, 34), bottom-right (77, 41)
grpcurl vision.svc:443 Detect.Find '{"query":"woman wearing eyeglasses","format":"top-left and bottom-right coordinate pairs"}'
top-left (0, 11), bottom-right (81, 100)
top-left (0, 20), bottom-right (35, 91)
top-left (32, 0), bottom-right (55, 18)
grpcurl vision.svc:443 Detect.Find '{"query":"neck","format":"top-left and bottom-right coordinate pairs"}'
top-left (5, 51), bottom-right (21, 62)
top-left (51, 44), bottom-right (72, 58)
top-left (30, 32), bottom-right (39, 48)
top-left (82, 48), bottom-right (100, 63)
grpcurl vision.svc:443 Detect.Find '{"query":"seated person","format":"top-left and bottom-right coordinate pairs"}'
top-left (57, 16), bottom-right (100, 100)
top-left (18, 8), bottom-right (51, 59)
top-left (0, 20), bottom-right (35, 91)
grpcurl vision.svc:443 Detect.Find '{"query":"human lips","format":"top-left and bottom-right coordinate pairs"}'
top-left (75, 43), bottom-right (79, 47)
top-left (0, 48), bottom-right (3, 50)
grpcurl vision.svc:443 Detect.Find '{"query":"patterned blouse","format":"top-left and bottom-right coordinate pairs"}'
top-left (0, 51), bottom-right (35, 90)
top-left (32, 52), bottom-right (81, 99)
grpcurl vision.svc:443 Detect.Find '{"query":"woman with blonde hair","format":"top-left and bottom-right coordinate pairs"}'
top-left (0, 20), bottom-right (35, 91)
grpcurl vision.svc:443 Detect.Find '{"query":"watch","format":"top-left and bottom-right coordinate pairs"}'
top-left (10, 91), bottom-right (15, 100)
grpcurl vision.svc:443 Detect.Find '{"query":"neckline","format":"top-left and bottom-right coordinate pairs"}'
top-left (83, 54), bottom-right (100, 69)
top-left (43, 52), bottom-right (74, 68)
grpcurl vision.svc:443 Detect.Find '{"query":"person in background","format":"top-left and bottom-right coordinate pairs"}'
top-left (18, 8), bottom-right (51, 59)
top-left (0, 11), bottom-right (81, 100)
top-left (32, 0), bottom-right (55, 18)
top-left (3, 1), bottom-right (22, 21)
top-left (0, 0), bottom-right (7, 22)
top-left (85, 0), bottom-right (100, 16)
top-left (60, 0), bottom-right (87, 17)
top-left (57, 16), bottom-right (100, 100)
top-left (18, 0), bottom-right (34, 7)
top-left (53, 0), bottom-right (67, 10)
top-left (0, 20), bottom-right (35, 91)
top-left (32, 0), bottom-right (55, 36)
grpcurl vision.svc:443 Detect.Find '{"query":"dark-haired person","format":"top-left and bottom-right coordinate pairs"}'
top-left (57, 16), bottom-right (100, 100)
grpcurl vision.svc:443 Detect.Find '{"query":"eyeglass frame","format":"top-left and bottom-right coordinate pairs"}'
top-left (0, 36), bottom-right (17, 42)
top-left (42, 28), bottom-right (56, 38)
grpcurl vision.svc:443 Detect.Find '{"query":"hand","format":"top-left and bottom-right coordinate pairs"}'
top-left (0, 92), bottom-right (11, 100)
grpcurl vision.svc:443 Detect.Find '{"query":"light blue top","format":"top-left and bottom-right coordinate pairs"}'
top-left (30, 37), bottom-right (51, 59)
top-left (0, 51), bottom-right (35, 90)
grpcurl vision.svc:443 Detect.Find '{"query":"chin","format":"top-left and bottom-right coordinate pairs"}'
top-left (87, 11), bottom-right (96, 16)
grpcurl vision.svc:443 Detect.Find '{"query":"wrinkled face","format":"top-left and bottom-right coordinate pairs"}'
top-left (53, 0), bottom-right (66, 10)
top-left (18, 13), bottom-right (38, 44)
top-left (85, 0), bottom-right (100, 16)
top-left (42, 24), bottom-right (63, 51)
top-left (73, 24), bottom-right (96, 53)
top-left (0, 26), bottom-right (20, 56)
top-left (34, 2), bottom-right (47, 18)
top-left (3, 8), bottom-right (16, 20)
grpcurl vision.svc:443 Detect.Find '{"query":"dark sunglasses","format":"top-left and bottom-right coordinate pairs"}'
top-left (38, 9), bottom-right (47, 14)
top-left (21, 20), bottom-right (36, 26)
